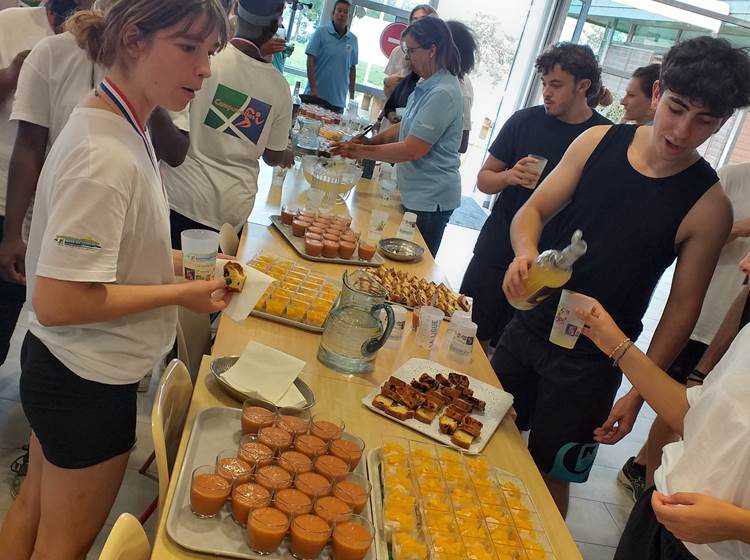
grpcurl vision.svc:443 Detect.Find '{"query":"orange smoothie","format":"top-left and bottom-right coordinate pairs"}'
top-left (332, 520), bottom-right (373, 560)
top-left (247, 506), bottom-right (289, 554)
top-left (275, 488), bottom-right (313, 517)
top-left (216, 457), bottom-right (253, 485)
top-left (238, 441), bottom-right (274, 467)
top-left (329, 438), bottom-right (363, 469)
top-left (279, 450), bottom-right (314, 475)
top-left (310, 419), bottom-right (343, 442)
top-left (277, 414), bottom-right (309, 435)
top-left (256, 464), bottom-right (293, 492)
top-left (258, 426), bottom-right (293, 452)
top-left (333, 480), bottom-right (369, 514)
top-left (290, 514), bottom-right (332, 559)
top-left (314, 495), bottom-right (353, 524)
top-left (190, 473), bottom-right (231, 517)
top-left (231, 482), bottom-right (272, 526)
top-left (242, 406), bottom-right (276, 434)
top-left (294, 434), bottom-right (328, 458)
top-left (314, 454), bottom-right (349, 481)
top-left (295, 471), bottom-right (333, 499)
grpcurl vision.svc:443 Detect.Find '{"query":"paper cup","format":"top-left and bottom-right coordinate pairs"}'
top-left (527, 154), bottom-right (548, 189)
top-left (182, 229), bottom-right (219, 281)
top-left (549, 289), bottom-right (595, 349)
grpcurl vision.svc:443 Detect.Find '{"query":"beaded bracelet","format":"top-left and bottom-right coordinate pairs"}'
top-left (608, 337), bottom-right (631, 360)
top-left (613, 340), bottom-right (635, 368)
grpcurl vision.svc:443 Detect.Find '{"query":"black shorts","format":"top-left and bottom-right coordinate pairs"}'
top-left (490, 317), bottom-right (621, 483)
top-left (666, 339), bottom-right (707, 384)
top-left (615, 487), bottom-right (698, 560)
top-left (460, 255), bottom-right (514, 344)
top-left (19, 332), bottom-right (138, 469)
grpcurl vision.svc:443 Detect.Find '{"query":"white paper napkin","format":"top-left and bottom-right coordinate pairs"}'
top-left (215, 259), bottom-right (274, 323)
top-left (220, 341), bottom-right (307, 408)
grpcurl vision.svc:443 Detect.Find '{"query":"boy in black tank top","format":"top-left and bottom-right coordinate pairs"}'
top-left (461, 43), bottom-right (611, 351)
top-left (494, 37), bottom-right (750, 520)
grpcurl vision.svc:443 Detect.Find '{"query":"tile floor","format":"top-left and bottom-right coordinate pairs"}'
top-left (0, 226), bottom-right (674, 560)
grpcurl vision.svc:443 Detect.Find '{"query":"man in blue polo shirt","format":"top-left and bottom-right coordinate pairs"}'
top-left (305, 0), bottom-right (358, 112)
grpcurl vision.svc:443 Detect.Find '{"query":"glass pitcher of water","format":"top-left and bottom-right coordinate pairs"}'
top-left (318, 269), bottom-right (395, 374)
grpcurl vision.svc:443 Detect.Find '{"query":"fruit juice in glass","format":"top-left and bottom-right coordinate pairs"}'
top-left (190, 465), bottom-right (231, 518)
top-left (290, 514), bottom-right (332, 559)
top-left (332, 473), bottom-right (371, 514)
top-left (247, 506), bottom-right (290, 554)
top-left (329, 434), bottom-right (364, 469)
top-left (332, 515), bottom-right (374, 560)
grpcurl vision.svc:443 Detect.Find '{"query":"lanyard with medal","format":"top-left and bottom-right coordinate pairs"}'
top-left (97, 78), bottom-right (166, 199)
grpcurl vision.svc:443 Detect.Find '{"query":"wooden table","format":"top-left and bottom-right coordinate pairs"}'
top-left (150, 165), bottom-right (581, 559)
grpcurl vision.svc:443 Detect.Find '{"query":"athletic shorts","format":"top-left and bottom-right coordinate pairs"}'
top-left (614, 487), bottom-right (698, 559)
top-left (20, 332), bottom-right (138, 469)
top-left (460, 255), bottom-right (514, 344)
top-left (490, 317), bottom-right (622, 483)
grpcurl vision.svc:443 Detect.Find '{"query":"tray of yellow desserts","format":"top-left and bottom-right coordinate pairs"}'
top-left (366, 437), bottom-right (556, 560)
top-left (248, 253), bottom-right (339, 333)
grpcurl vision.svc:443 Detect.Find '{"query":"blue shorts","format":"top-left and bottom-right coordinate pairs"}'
top-left (490, 317), bottom-right (622, 483)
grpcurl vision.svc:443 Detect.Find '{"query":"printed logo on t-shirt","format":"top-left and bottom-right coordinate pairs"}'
top-left (53, 235), bottom-right (102, 251)
top-left (204, 83), bottom-right (271, 144)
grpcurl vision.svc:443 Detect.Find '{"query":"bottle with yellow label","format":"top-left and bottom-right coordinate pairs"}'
top-left (508, 230), bottom-right (587, 311)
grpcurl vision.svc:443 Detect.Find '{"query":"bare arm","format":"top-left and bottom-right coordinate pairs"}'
top-left (331, 134), bottom-right (431, 164)
top-left (349, 65), bottom-right (356, 100)
top-left (148, 106), bottom-right (189, 167)
top-left (503, 126), bottom-right (610, 298)
top-left (0, 121), bottom-right (48, 283)
top-left (695, 285), bottom-right (750, 375)
top-left (728, 216), bottom-right (750, 242)
top-left (306, 55), bottom-right (318, 96)
top-left (0, 50), bottom-right (29, 105)
top-left (32, 276), bottom-right (230, 327)
top-left (369, 123), bottom-right (401, 145)
top-left (620, 184), bottom-right (732, 405)
top-left (262, 147), bottom-right (295, 168)
top-left (383, 74), bottom-right (402, 97)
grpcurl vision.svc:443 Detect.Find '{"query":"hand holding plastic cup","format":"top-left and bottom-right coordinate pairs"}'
top-left (181, 229), bottom-right (219, 281)
top-left (549, 289), bottom-right (596, 349)
top-left (526, 154), bottom-right (548, 189)
top-left (416, 305), bottom-right (444, 350)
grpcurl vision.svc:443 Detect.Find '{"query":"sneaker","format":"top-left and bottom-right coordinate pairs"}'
top-left (10, 445), bottom-right (29, 499)
top-left (618, 456), bottom-right (647, 502)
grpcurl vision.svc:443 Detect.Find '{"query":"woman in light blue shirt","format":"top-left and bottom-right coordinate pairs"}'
top-left (331, 17), bottom-right (463, 256)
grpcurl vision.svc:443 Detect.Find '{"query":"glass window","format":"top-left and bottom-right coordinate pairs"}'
top-left (348, 10), bottom-right (393, 91)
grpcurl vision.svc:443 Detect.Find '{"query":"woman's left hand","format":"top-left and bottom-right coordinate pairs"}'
top-left (330, 140), bottom-right (364, 159)
top-left (652, 491), bottom-right (744, 544)
top-left (575, 299), bottom-right (628, 357)
top-left (260, 37), bottom-right (287, 57)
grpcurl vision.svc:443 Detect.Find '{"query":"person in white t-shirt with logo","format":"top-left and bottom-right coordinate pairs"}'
top-left (0, 0), bottom-right (94, 368)
top-left (162, 0), bottom-right (294, 249)
top-left (577, 300), bottom-right (750, 560)
top-left (0, 2), bottom-right (231, 558)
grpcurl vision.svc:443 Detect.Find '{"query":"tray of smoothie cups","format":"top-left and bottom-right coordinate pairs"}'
top-left (271, 210), bottom-right (383, 267)
top-left (166, 401), bottom-right (378, 560)
top-left (365, 436), bottom-right (555, 560)
top-left (248, 253), bottom-right (340, 333)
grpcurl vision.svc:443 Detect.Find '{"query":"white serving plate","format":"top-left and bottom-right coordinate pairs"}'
top-left (361, 358), bottom-right (513, 454)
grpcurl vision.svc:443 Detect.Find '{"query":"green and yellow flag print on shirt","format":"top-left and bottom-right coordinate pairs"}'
top-left (204, 83), bottom-right (271, 144)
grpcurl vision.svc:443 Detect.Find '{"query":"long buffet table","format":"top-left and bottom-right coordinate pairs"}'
top-left (150, 164), bottom-right (581, 559)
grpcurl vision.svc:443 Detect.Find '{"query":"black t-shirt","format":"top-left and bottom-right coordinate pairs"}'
top-left (473, 106), bottom-right (611, 265)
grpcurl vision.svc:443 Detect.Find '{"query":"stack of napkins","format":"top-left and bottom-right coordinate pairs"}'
top-left (221, 341), bottom-right (307, 408)
top-left (215, 259), bottom-right (274, 323)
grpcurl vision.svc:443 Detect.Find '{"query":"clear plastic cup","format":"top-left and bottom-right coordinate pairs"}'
top-left (367, 209), bottom-right (389, 244)
top-left (415, 305), bottom-right (444, 350)
top-left (445, 309), bottom-right (472, 344)
top-left (448, 320), bottom-right (478, 362)
top-left (527, 154), bottom-right (548, 189)
top-left (181, 229), bottom-right (219, 281)
top-left (272, 166), bottom-right (289, 188)
top-left (549, 289), bottom-right (595, 349)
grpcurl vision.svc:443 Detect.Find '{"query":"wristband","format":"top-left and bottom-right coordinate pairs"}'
top-left (608, 337), bottom-right (630, 360)
top-left (613, 340), bottom-right (634, 368)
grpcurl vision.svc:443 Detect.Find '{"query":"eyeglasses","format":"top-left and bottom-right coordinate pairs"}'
top-left (401, 44), bottom-right (426, 57)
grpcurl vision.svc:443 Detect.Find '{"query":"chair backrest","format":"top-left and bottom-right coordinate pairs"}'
top-left (152, 359), bottom-right (193, 521)
top-left (219, 223), bottom-right (240, 257)
top-left (98, 513), bottom-right (150, 560)
top-left (176, 306), bottom-right (212, 382)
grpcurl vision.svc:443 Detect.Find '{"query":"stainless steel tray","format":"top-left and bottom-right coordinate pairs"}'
top-left (166, 407), bottom-right (378, 559)
top-left (210, 356), bottom-right (316, 409)
top-left (378, 238), bottom-right (424, 263)
top-left (250, 310), bottom-right (325, 334)
top-left (270, 215), bottom-right (384, 267)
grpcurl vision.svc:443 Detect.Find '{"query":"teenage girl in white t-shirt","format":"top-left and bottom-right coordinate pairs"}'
top-left (0, 2), bottom-right (230, 559)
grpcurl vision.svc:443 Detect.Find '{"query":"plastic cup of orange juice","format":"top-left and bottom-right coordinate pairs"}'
top-left (290, 513), bottom-right (332, 559)
top-left (190, 465), bottom-right (230, 518)
top-left (333, 473), bottom-right (371, 514)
